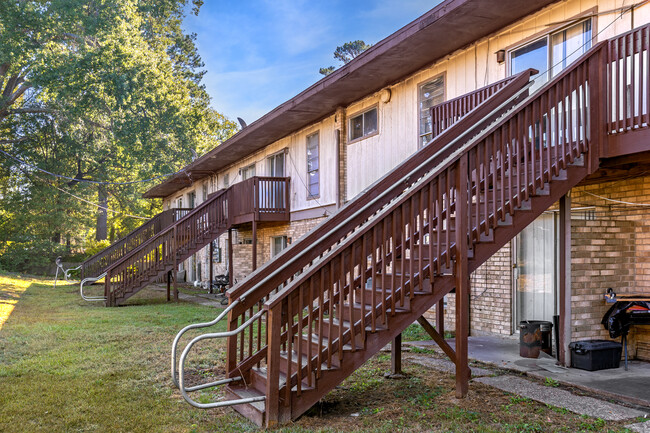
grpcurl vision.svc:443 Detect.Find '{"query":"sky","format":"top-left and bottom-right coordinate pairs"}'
top-left (183, 0), bottom-right (443, 124)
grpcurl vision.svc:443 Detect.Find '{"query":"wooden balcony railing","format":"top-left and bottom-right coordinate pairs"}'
top-left (80, 208), bottom-right (192, 279)
top-left (607, 25), bottom-right (649, 135)
top-left (229, 176), bottom-right (291, 224)
top-left (430, 74), bottom-right (523, 141)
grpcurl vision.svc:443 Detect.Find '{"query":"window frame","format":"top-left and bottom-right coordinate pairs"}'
top-left (306, 131), bottom-right (320, 199)
top-left (270, 235), bottom-right (288, 257)
top-left (240, 163), bottom-right (256, 180)
top-left (417, 73), bottom-right (446, 148)
top-left (507, 16), bottom-right (594, 81)
top-left (347, 105), bottom-right (379, 144)
top-left (266, 150), bottom-right (286, 177)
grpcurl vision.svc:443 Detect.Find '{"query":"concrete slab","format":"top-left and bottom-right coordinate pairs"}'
top-left (475, 375), bottom-right (648, 421)
top-left (626, 421), bottom-right (650, 432)
top-left (410, 335), bottom-right (650, 409)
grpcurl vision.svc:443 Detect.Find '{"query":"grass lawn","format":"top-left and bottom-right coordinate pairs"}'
top-left (0, 272), bottom-right (641, 432)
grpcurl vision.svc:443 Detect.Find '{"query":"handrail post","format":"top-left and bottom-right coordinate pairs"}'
top-left (284, 177), bottom-right (290, 219)
top-left (104, 270), bottom-right (111, 307)
top-left (173, 225), bottom-right (178, 302)
top-left (265, 303), bottom-right (282, 428)
top-left (588, 46), bottom-right (606, 171)
top-left (454, 154), bottom-right (470, 398)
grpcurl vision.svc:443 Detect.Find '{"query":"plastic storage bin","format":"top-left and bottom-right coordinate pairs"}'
top-left (519, 320), bottom-right (553, 358)
top-left (569, 339), bottom-right (622, 371)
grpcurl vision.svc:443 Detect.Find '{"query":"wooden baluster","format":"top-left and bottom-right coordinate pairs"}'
top-left (327, 262), bottom-right (334, 369)
top-left (297, 285), bottom-right (303, 396)
top-left (436, 177), bottom-right (442, 273)
top-left (337, 254), bottom-right (344, 362)
top-left (307, 276), bottom-right (313, 387)
top-left (390, 209), bottom-right (396, 315)
top-left (361, 232), bottom-right (367, 340)
top-left (317, 267), bottom-right (325, 379)
top-left (286, 293), bottom-right (293, 405)
top-left (380, 220), bottom-right (387, 325)
top-left (427, 181), bottom-right (434, 280)
top-left (266, 303), bottom-right (281, 428)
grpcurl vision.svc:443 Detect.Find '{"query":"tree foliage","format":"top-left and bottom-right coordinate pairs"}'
top-left (319, 40), bottom-right (372, 76)
top-left (0, 0), bottom-right (237, 269)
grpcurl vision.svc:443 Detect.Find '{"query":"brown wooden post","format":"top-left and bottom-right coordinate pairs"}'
top-left (104, 269), bottom-right (111, 307)
top-left (265, 304), bottom-right (282, 428)
top-left (391, 333), bottom-right (402, 375)
top-left (173, 225), bottom-right (178, 302)
top-left (252, 219), bottom-right (258, 271)
top-left (166, 270), bottom-right (171, 302)
top-left (455, 154), bottom-right (470, 398)
top-left (209, 240), bottom-right (214, 294)
top-left (437, 298), bottom-right (445, 336)
top-left (589, 46), bottom-right (605, 171)
top-left (559, 193), bottom-right (572, 366)
top-left (228, 229), bottom-right (234, 288)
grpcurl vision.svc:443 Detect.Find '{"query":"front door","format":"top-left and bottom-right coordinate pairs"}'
top-left (514, 212), bottom-right (558, 325)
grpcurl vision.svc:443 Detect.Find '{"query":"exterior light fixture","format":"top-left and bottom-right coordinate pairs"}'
top-left (496, 49), bottom-right (506, 64)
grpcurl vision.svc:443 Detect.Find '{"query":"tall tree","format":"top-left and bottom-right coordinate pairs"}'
top-left (319, 40), bottom-right (372, 76)
top-left (0, 0), bottom-right (236, 262)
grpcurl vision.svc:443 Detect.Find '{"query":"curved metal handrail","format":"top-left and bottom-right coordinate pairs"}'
top-left (80, 272), bottom-right (107, 302)
top-left (53, 257), bottom-right (82, 289)
top-left (175, 308), bottom-right (267, 409)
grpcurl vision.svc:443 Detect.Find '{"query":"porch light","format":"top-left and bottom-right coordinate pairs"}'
top-left (496, 49), bottom-right (506, 64)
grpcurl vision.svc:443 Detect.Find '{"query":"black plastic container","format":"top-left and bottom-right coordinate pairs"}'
top-left (519, 320), bottom-right (553, 358)
top-left (569, 339), bottom-right (622, 371)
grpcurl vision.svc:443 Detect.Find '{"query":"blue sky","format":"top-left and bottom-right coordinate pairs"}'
top-left (184, 0), bottom-right (442, 123)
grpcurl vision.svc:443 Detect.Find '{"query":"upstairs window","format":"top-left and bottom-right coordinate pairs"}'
top-left (187, 191), bottom-right (196, 209)
top-left (223, 173), bottom-right (229, 188)
top-left (202, 183), bottom-right (208, 201)
top-left (510, 19), bottom-right (592, 92)
top-left (271, 236), bottom-right (288, 257)
top-left (306, 132), bottom-right (319, 198)
top-left (267, 151), bottom-right (285, 177)
top-left (349, 107), bottom-right (378, 142)
top-left (418, 75), bottom-right (445, 147)
top-left (240, 164), bottom-right (256, 180)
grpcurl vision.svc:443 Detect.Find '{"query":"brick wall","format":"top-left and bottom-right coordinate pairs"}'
top-left (439, 243), bottom-right (513, 336)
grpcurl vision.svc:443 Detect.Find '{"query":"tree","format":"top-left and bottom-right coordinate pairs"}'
top-left (0, 0), bottom-right (237, 265)
top-left (319, 40), bottom-right (372, 76)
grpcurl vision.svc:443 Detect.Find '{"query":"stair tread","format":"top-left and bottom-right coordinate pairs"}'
top-left (227, 385), bottom-right (266, 412)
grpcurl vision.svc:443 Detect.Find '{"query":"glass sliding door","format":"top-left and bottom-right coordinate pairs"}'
top-left (514, 213), bottom-right (558, 324)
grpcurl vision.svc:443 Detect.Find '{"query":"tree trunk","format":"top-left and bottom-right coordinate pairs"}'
top-left (96, 185), bottom-right (108, 241)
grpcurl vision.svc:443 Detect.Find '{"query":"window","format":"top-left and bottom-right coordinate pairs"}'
top-left (349, 107), bottom-right (378, 141)
top-left (271, 236), bottom-right (288, 257)
top-left (510, 19), bottom-right (592, 92)
top-left (267, 151), bottom-right (285, 177)
top-left (175, 197), bottom-right (182, 209)
top-left (306, 132), bottom-right (319, 198)
top-left (202, 183), bottom-right (208, 202)
top-left (187, 191), bottom-right (196, 209)
top-left (418, 75), bottom-right (445, 147)
top-left (223, 173), bottom-right (229, 188)
top-left (240, 164), bottom-right (256, 180)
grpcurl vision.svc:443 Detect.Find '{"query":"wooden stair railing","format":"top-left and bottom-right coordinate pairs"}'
top-left (175, 41), bottom-right (609, 427)
top-left (103, 189), bottom-right (229, 306)
top-left (170, 70), bottom-right (537, 421)
top-left (80, 208), bottom-right (191, 280)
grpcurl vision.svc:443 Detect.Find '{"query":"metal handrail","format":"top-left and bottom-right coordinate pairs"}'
top-left (174, 307), bottom-right (267, 409)
top-left (53, 257), bottom-right (82, 288)
top-left (80, 272), bottom-right (107, 302)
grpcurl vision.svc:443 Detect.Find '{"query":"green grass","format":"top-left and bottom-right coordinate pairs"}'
top-left (0, 272), bottom-right (637, 433)
top-left (0, 272), bottom-right (254, 433)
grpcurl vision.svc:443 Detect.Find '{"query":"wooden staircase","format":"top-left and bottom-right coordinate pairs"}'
top-left (103, 189), bottom-right (230, 306)
top-left (172, 26), bottom-right (650, 427)
top-left (80, 207), bottom-right (191, 280)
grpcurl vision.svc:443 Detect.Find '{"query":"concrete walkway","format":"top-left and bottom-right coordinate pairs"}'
top-left (149, 285), bottom-right (226, 308)
top-left (408, 335), bottom-right (650, 410)
top-left (475, 375), bottom-right (646, 421)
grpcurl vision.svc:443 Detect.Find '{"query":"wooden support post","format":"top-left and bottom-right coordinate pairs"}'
top-left (391, 333), bottom-right (402, 375)
top-left (559, 193), bottom-right (572, 367)
top-left (252, 219), bottom-right (258, 271)
top-left (173, 225), bottom-right (178, 302)
top-left (437, 298), bottom-right (445, 336)
top-left (209, 240), bottom-right (214, 294)
top-left (166, 271), bottom-right (171, 302)
top-left (455, 154), bottom-right (470, 398)
top-left (228, 229), bottom-right (234, 288)
top-left (265, 305), bottom-right (282, 428)
top-left (417, 316), bottom-right (457, 364)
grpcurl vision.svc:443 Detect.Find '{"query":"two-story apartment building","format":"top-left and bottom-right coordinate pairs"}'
top-left (142, 0), bottom-right (650, 364)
